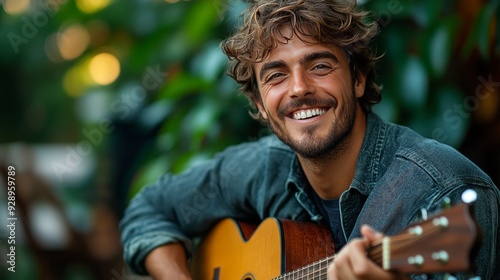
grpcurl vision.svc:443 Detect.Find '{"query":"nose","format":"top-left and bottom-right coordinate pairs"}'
top-left (289, 70), bottom-right (314, 98)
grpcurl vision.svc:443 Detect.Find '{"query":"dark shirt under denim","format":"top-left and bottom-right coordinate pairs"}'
top-left (120, 112), bottom-right (500, 279)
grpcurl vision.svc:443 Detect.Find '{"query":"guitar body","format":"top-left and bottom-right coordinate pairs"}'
top-left (189, 218), bottom-right (335, 280)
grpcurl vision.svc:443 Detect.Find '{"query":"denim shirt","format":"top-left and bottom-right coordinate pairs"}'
top-left (120, 113), bottom-right (500, 279)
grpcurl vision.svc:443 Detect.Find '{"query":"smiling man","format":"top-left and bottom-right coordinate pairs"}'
top-left (120, 1), bottom-right (500, 279)
top-left (254, 27), bottom-right (367, 200)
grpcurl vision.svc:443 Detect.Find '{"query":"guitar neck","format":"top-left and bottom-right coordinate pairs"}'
top-left (274, 203), bottom-right (478, 279)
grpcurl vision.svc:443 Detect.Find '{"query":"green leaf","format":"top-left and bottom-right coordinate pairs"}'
top-left (462, 0), bottom-right (499, 59)
top-left (373, 93), bottom-right (398, 123)
top-left (191, 41), bottom-right (228, 82)
top-left (182, 98), bottom-right (221, 144)
top-left (425, 16), bottom-right (460, 79)
top-left (431, 86), bottom-right (469, 147)
top-left (182, 1), bottom-right (220, 46)
top-left (405, 86), bottom-right (467, 148)
top-left (171, 151), bottom-right (213, 174)
top-left (128, 156), bottom-right (170, 200)
top-left (399, 56), bottom-right (429, 111)
top-left (362, 0), bottom-right (414, 25)
top-left (411, 0), bottom-right (444, 28)
top-left (478, 1), bottom-right (499, 58)
top-left (157, 100), bottom-right (192, 141)
top-left (157, 71), bottom-right (211, 100)
top-left (382, 25), bottom-right (408, 64)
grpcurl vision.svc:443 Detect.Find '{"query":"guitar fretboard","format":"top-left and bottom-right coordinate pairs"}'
top-left (272, 255), bottom-right (335, 280)
top-left (272, 238), bottom-right (387, 280)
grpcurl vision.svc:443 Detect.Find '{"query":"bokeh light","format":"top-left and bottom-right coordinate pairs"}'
top-left (76, 0), bottom-right (111, 14)
top-left (58, 24), bottom-right (91, 60)
top-left (88, 52), bottom-right (120, 86)
top-left (3, 0), bottom-right (30, 15)
top-left (62, 52), bottom-right (120, 97)
top-left (63, 61), bottom-right (93, 97)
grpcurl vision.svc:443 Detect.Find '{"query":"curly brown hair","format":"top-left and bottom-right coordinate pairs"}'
top-left (221, 0), bottom-right (382, 123)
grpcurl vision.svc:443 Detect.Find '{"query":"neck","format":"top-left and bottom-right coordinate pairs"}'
top-left (298, 109), bottom-right (366, 199)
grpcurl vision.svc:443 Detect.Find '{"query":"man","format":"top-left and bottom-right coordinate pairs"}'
top-left (120, 0), bottom-right (500, 279)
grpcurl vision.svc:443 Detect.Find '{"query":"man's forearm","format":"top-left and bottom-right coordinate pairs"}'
top-left (145, 243), bottom-right (193, 280)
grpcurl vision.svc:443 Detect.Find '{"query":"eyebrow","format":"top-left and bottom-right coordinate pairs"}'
top-left (300, 51), bottom-right (340, 65)
top-left (258, 51), bottom-right (340, 81)
top-left (259, 60), bottom-right (287, 81)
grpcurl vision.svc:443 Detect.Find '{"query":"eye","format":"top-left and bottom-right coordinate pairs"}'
top-left (265, 72), bottom-right (285, 83)
top-left (310, 63), bottom-right (334, 76)
top-left (312, 64), bottom-right (331, 71)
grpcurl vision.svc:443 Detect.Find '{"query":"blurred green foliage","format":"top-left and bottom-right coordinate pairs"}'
top-left (367, 0), bottom-right (500, 147)
top-left (1, 0), bottom-right (499, 205)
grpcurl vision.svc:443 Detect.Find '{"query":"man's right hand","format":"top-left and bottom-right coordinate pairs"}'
top-left (145, 243), bottom-right (193, 280)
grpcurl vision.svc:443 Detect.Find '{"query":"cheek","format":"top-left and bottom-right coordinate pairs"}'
top-left (321, 77), bottom-right (350, 97)
top-left (261, 87), bottom-right (284, 112)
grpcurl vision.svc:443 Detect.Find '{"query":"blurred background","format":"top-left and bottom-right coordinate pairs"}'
top-left (0, 0), bottom-right (499, 279)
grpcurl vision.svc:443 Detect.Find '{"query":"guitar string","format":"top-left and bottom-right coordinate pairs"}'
top-left (274, 222), bottom-right (445, 279)
top-left (272, 255), bottom-right (335, 280)
top-left (281, 256), bottom-right (333, 280)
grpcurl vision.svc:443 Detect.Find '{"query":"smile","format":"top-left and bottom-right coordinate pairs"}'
top-left (292, 108), bottom-right (327, 120)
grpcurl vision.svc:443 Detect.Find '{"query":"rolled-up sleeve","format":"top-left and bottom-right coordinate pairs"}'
top-left (119, 178), bottom-right (197, 275)
top-left (119, 139), bottom-right (278, 275)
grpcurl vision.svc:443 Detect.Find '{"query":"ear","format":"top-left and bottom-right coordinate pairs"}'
top-left (255, 98), bottom-right (268, 120)
top-left (354, 71), bottom-right (367, 98)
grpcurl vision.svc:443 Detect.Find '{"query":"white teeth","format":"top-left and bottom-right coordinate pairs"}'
top-left (293, 108), bottom-right (327, 120)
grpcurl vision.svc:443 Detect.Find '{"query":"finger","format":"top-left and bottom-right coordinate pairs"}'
top-left (330, 239), bottom-right (370, 279)
top-left (360, 224), bottom-right (383, 242)
top-left (348, 239), bottom-right (376, 277)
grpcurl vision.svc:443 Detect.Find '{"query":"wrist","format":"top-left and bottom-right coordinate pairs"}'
top-left (145, 243), bottom-right (192, 280)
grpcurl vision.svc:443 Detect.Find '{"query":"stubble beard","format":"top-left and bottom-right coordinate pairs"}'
top-left (267, 92), bottom-right (358, 160)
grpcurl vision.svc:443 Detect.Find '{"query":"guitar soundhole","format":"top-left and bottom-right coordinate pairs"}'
top-left (242, 273), bottom-right (256, 280)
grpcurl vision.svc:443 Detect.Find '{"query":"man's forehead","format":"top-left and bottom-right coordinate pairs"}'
top-left (255, 40), bottom-right (344, 66)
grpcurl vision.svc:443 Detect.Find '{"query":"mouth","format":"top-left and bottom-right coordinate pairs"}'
top-left (291, 108), bottom-right (329, 120)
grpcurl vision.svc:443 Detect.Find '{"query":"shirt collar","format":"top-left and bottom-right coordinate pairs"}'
top-left (351, 112), bottom-right (387, 195)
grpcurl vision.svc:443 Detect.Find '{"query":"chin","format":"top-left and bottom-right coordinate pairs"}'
top-left (287, 136), bottom-right (332, 159)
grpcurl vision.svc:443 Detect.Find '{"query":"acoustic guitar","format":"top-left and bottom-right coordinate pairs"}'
top-left (189, 203), bottom-right (479, 280)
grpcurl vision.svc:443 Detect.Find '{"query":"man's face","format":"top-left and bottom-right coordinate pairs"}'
top-left (254, 27), bottom-right (366, 159)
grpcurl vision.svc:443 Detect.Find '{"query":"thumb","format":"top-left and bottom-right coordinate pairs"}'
top-left (360, 224), bottom-right (384, 242)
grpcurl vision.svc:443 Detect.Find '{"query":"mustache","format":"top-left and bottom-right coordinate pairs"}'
top-left (277, 97), bottom-right (338, 120)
